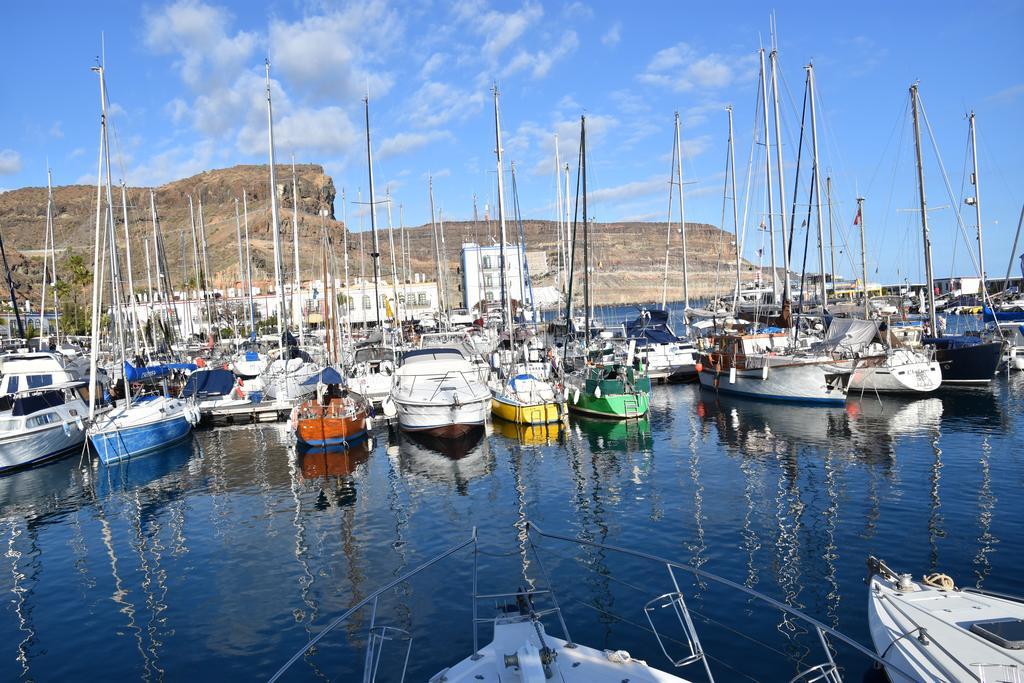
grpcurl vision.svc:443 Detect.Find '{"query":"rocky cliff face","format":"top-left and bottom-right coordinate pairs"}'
top-left (0, 164), bottom-right (751, 307)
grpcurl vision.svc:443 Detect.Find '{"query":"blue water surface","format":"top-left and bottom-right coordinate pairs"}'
top-left (0, 371), bottom-right (1022, 681)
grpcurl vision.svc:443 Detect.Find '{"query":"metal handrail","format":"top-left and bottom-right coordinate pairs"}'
top-left (526, 521), bottom-right (918, 681)
top-left (268, 530), bottom-right (477, 683)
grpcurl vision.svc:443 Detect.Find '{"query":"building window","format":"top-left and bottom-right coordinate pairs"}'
top-left (398, 294), bottom-right (405, 305)
top-left (482, 256), bottom-right (492, 269)
top-left (418, 293), bottom-right (428, 305)
top-left (363, 296), bottom-right (371, 310)
top-left (484, 274), bottom-right (493, 287)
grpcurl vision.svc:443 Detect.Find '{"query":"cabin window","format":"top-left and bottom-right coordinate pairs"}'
top-left (26, 413), bottom-right (59, 428)
top-left (3, 377), bottom-right (17, 393)
top-left (0, 418), bottom-right (19, 431)
top-left (26, 374), bottom-right (54, 388)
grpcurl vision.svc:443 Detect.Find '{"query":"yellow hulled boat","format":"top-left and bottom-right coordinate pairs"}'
top-left (491, 373), bottom-right (565, 425)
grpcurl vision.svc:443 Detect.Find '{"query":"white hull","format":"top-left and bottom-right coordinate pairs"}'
top-left (393, 396), bottom-right (488, 433)
top-left (348, 373), bottom-right (393, 404)
top-left (849, 351), bottom-right (942, 394)
top-left (698, 357), bottom-right (848, 404)
top-left (0, 411), bottom-right (86, 471)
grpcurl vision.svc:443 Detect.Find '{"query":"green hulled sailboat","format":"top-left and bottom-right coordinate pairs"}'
top-left (568, 361), bottom-right (651, 419)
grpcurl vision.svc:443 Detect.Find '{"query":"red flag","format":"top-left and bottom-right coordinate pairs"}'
top-left (853, 208), bottom-right (861, 225)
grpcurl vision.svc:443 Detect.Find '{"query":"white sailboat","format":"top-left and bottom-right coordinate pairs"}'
top-left (84, 62), bottom-right (198, 465)
top-left (257, 60), bottom-right (321, 405)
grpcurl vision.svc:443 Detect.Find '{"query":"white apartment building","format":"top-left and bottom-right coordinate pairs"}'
top-left (460, 242), bottom-right (531, 311)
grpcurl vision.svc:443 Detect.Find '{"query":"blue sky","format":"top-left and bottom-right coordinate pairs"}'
top-left (2, 0), bottom-right (1022, 284)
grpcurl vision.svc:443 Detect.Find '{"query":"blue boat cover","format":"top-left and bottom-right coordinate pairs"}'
top-left (301, 366), bottom-right (344, 386)
top-left (244, 351), bottom-right (261, 361)
top-left (124, 361), bottom-right (198, 382)
top-left (982, 306), bottom-right (1024, 322)
top-left (181, 369), bottom-right (236, 398)
top-left (625, 309), bottom-right (680, 345)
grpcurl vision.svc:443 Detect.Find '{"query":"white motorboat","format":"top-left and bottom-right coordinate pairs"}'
top-left (0, 350), bottom-right (94, 394)
top-left (0, 382), bottom-right (90, 472)
top-left (389, 347), bottom-right (489, 437)
top-left (867, 556), bottom-right (1024, 682)
top-left (346, 345), bottom-right (396, 405)
top-left (625, 309), bottom-right (698, 382)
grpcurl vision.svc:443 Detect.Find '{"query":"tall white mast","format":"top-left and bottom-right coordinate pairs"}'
top-left (554, 134), bottom-right (563, 297)
top-left (910, 84), bottom-right (938, 337)
top-left (87, 65), bottom-right (107, 421)
top-left (291, 156), bottom-right (304, 344)
top-left (385, 188), bottom-right (402, 341)
top-left (857, 197), bottom-right (868, 318)
top-left (968, 111), bottom-right (987, 294)
top-left (428, 177), bottom-right (445, 322)
top-left (143, 236), bottom-right (156, 350)
top-left (39, 168), bottom-right (55, 339)
top-left (242, 192), bottom-right (255, 334)
top-left (806, 63), bottom-right (828, 309)
top-left (340, 188), bottom-right (352, 342)
top-left (364, 96), bottom-right (383, 328)
top-left (120, 182), bottom-right (142, 357)
top-left (492, 85), bottom-right (514, 342)
top-left (676, 112), bottom-right (690, 311)
top-left (234, 197), bottom-right (244, 303)
top-left (769, 36), bottom-right (791, 303)
top-left (759, 49), bottom-right (779, 302)
top-left (727, 106), bottom-right (741, 313)
top-left (264, 60), bottom-right (285, 352)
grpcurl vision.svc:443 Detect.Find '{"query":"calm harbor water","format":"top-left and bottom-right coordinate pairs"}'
top-left (1, 374), bottom-right (1022, 681)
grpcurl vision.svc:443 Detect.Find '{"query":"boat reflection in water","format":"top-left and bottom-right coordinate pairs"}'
top-left (491, 417), bottom-right (562, 446)
top-left (299, 439), bottom-right (372, 480)
top-left (571, 415), bottom-right (652, 454)
top-left (696, 392), bottom-right (850, 456)
top-left (90, 436), bottom-right (198, 498)
top-left (394, 426), bottom-right (490, 494)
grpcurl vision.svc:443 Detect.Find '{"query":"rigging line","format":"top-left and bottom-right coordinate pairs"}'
top-left (738, 81), bottom-right (763, 289)
top-left (918, 97), bottom-right (986, 280)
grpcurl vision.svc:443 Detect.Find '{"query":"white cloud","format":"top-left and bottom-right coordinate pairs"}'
top-left (504, 30), bottom-right (578, 79)
top-left (49, 121), bottom-right (64, 139)
top-left (376, 131), bottom-right (454, 161)
top-left (238, 105), bottom-right (358, 156)
top-left (0, 149), bottom-right (22, 175)
top-left (453, 1), bottom-right (544, 62)
top-left (144, 0), bottom-right (257, 91)
top-left (406, 81), bottom-right (485, 128)
top-left (640, 42), bottom-right (754, 93)
top-left (589, 176), bottom-right (666, 205)
top-left (166, 97), bottom-right (189, 124)
top-left (127, 140), bottom-right (216, 187)
top-left (988, 83), bottom-right (1024, 104)
top-left (420, 53), bottom-right (446, 79)
top-left (268, 2), bottom-right (399, 101)
top-left (601, 21), bottom-right (621, 47)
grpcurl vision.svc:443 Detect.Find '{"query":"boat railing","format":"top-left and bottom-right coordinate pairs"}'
top-left (268, 530), bottom-right (478, 683)
top-left (526, 522), bottom-right (917, 683)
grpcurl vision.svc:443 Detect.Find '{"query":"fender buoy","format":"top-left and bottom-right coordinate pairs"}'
top-left (196, 357), bottom-right (207, 368)
top-left (694, 362), bottom-right (703, 374)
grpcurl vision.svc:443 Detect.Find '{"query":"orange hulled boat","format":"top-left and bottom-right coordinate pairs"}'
top-left (291, 383), bottom-right (369, 451)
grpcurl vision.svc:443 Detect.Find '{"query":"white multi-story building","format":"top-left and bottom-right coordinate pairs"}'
top-left (460, 242), bottom-right (531, 311)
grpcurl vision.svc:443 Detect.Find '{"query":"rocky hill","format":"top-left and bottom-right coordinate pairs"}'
top-left (0, 164), bottom-right (755, 309)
